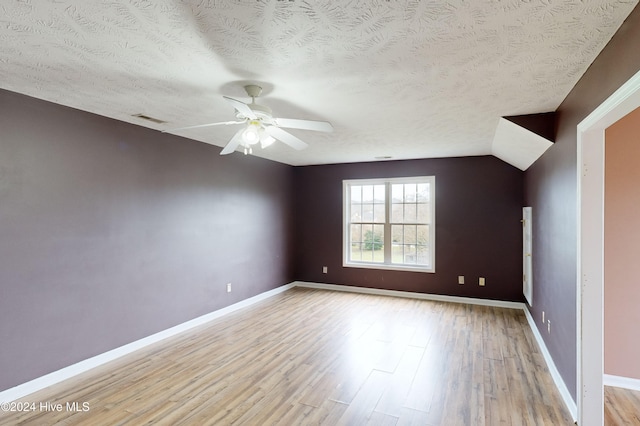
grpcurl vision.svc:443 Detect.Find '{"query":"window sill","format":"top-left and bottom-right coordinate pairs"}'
top-left (343, 262), bottom-right (435, 273)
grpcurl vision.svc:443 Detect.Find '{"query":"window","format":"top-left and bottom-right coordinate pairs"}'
top-left (343, 176), bottom-right (435, 273)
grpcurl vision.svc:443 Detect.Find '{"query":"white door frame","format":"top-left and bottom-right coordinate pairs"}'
top-left (577, 69), bottom-right (640, 425)
top-left (523, 207), bottom-right (533, 306)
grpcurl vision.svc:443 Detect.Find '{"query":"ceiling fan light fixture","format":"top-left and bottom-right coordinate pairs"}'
top-left (242, 120), bottom-right (261, 145)
top-left (259, 127), bottom-right (276, 148)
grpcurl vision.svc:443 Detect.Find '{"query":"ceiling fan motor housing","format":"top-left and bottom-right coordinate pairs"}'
top-left (244, 84), bottom-right (263, 98)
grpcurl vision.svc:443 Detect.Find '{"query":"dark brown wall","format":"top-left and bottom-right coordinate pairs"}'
top-left (505, 112), bottom-right (556, 142)
top-left (0, 89), bottom-right (294, 391)
top-left (293, 156), bottom-right (524, 301)
top-left (524, 4), bottom-right (640, 402)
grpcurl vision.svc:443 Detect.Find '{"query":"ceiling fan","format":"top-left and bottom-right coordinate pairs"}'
top-left (165, 84), bottom-right (334, 155)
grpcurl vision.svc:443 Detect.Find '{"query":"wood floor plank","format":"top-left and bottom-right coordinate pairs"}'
top-left (605, 386), bottom-right (640, 425)
top-left (484, 358), bottom-right (511, 425)
top-left (374, 345), bottom-right (424, 418)
top-left (0, 287), bottom-right (578, 425)
top-left (336, 370), bottom-right (392, 425)
top-left (306, 398), bottom-right (349, 425)
top-left (470, 311), bottom-right (486, 426)
top-left (436, 327), bottom-right (474, 425)
top-left (366, 410), bottom-right (399, 425)
top-left (396, 406), bottom-right (432, 426)
top-left (298, 371), bottom-right (341, 408)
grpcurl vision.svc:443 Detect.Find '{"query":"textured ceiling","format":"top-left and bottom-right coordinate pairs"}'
top-left (1, 0), bottom-right (637, 166)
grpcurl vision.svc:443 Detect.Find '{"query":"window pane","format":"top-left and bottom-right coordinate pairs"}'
top-left (392, 184), bottom-right (403, 203)
top-left (362, 185), bottom-right (374, 202)
top-left (351, 224), bottom-right (362, 243)
top-left (417, 225), bottom-right (429, 245)
top-left (364, 224), bottom-right (384, 255)
top-left (417, 183), bottom-right (429, 202)
top-left (361, 223), bottom-right (373, 262)
top-left (374, 185), bottom-right (385, 203)
top-left (374, 204), bottom-right (385, 222)
top-left (350, 243), bottom-right (362, 261)
top-left (350, 203), bottom-right (362, 222)
top-left (365, 222), bottom-right (383, 263)
top-left (391, 225), bottom-right (403, 244)
top-left (363, 224), bottom-right (373, 239)
top-left (404, 226), bottom-right (416, 244)
top-left (404, 203), bottom-right (417, 223)
top-left (362, 246), bottom-right (374, 262)
top-left (362, 203), bottom-right (374, 222)
top-left (391, 203), bottom-right (403, 223)
top-left (417, 203), bottom-right (429, 223)
top-left (404, 184), bottom-right (416, 202)
top-left (371, 225), bottom-right (384, 263)
top-left (417, 245), bottom-right (430, 265)
top-left (392, 244), bottom-right (403, 263)
top-left (404, 244), bottom-right (416, 264)
top-left (373, 224), bottom-right (384, 242)
top-left (351, 185), bottom-right (362, 203)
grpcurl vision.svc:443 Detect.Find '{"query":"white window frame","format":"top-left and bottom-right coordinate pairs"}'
top-left (343, 176), bottom-right (435, 273)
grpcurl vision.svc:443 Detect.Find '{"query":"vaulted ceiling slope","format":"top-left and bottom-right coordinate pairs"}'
top-left (1, 1), bottom-right (637, 167)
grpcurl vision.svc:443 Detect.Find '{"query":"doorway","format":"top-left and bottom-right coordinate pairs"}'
top-left (577, 69), bottom-right (640, 425)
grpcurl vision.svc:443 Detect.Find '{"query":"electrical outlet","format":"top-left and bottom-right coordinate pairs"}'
top-left (458, 275), bottom-right (464, 285)
top-left (226, 283), bottom-right (232, 293)
top-left (479, 277), bottom-right (485, 286)
top-left (542, 311), bottom-right (545, 324)
top-left (322, 266), bottom-right (328, 274)
top-left (547, 320), bottom-right (551, 334)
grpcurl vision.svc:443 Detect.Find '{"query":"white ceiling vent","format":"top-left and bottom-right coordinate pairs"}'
top-left (132, 114), bottom-right (166, 125)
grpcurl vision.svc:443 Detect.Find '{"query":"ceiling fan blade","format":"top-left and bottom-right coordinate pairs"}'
top-left (162, 120), bottom-right (244, 133)
top-left (265, 126), bottom-right (309, 150)
top-left (223, 96), bottom-right (257, 120)
top-left (273, 117), bottom-right (333, 132)
top-left (220, 127), bottom-right (246, 155)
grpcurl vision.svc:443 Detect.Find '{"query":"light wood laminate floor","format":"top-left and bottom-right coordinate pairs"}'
top-left (0, 287), bottom-right (575, 425)
top-left (605, 386), bottom-right (640, 425)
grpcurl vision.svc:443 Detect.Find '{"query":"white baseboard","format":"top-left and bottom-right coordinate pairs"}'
top-left (293, 281), bottom-right (526, 309)
top-left (604, 374), bottom-right (640, 391)
top-left (1, 278), bottom-right (578, 424)
top-left (0, 282), bottom-right (295, 403)
top-left (523, 308), bottom-right (578, 421)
